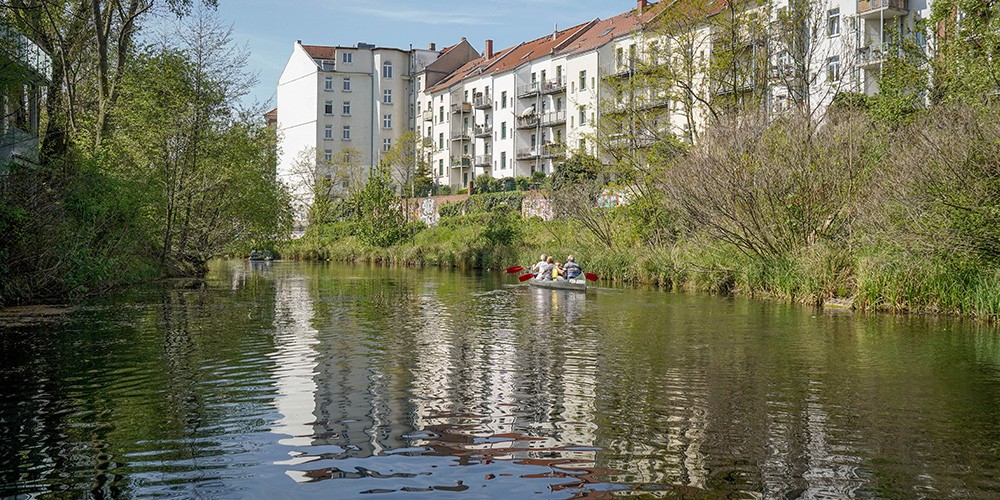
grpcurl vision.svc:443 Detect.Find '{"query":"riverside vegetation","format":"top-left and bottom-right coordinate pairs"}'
top-left (284, 1), bottom-right (1000, 319)
top-left (0, 3), bottom-right (290, 306)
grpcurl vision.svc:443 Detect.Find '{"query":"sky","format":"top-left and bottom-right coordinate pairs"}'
top-left (212, 0), bottom-right (638, 109)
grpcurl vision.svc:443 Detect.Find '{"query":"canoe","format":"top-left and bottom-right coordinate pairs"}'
top-left (529, 278), bottom-right (587, 292)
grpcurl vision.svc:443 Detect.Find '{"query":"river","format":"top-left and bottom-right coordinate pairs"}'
top-left (2, 261), bottom-right (999, 498)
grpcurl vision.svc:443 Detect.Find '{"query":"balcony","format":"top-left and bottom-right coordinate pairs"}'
top-left (474, 93), bottom-right (492, 109)
top-left (516, 147), bottom-right (541, 160)
top-left (540, 110), bottom-right (566, 127)
top-left (517, 81), bottom-right (541, 98)
top-left (474, 125), bottom-right (493, 138)
top-left (450, 155), bottom-right (472, 167)
top-left (421, 110), bottom-right (433, 122)
top-left (0, 22), bottom-right (52, 83)
top-left (450, 129), bottom-right (471, 141)
top-left (857, 46), bottom-right (882, 67)
top-left (421, 137), bottom-right (434, 148)
top-left (858, 0), bottom-right (907, 19)
top-left (516, 113), bottom-right (539, 129)
top-left (474, 154), bottom-right (492, 167)
top-left (541, 77), bottom-right (566, 94)
top-left (450, 102), bottom-right (472, 114)
top-left (541, 143), bottom-right (565, 159)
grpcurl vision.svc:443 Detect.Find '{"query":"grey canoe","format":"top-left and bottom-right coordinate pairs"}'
top-left (528, 278), bottom-right (587, 291)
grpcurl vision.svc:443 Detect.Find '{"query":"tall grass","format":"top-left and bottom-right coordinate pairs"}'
top-left (280, 215), bottom-right (1000, 320)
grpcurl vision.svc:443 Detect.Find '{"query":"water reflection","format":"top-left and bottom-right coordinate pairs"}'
top-left (3, 262), bottom-right (1000, 498)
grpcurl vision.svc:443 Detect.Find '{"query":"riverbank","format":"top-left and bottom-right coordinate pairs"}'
top-left (279, 216), bottom-right (1000, 320)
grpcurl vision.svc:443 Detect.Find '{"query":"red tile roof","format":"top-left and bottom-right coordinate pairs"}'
top-left (301, 44), bottom-right (335, 60)
top-left (425, 21), bottom-right (593, 94)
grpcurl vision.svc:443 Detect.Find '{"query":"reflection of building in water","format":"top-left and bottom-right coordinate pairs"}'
top-left (270, 274), bottom-right (320, 450)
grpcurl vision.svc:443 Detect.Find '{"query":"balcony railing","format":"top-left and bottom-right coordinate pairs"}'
top-left (450, 102), bottom-right (472, 114)
top-left (474, 154), bottom-right (492, 167)
top-left (858, 0), bottom-right (907, 17)
top-left (516, 113), bottom-right (540, 129)
top-left (450, 156), bottom-right (472, 167)
top-left (450, 129), bottom-right (471, 141)
top-left (541, 77), bottom-right (566, 94)
top-left (540, 110), bottom-right (566, 127)
top-left (0, 22), bottom-right (52, 83)
top-left (474, 125), bottom-right (493, 138)
top-left (421, 137), bottom-right (434, 147)
top-left (517, 81), bottom-right (541, 98)
top-left (516, 147), bottom-right (541, 160)
top-left (421, 110), bottom-right (433, 122)
top-left (473, 93), bottom-right (492, 109)
top-left (541, 143), bottom-right (565, 159)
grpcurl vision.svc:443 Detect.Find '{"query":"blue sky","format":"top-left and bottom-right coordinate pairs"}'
top-left (213, 0), bottom-right (636, 109)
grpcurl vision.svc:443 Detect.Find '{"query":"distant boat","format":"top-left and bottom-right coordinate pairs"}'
top-left (248, 249), bottom-right (273, 261)
top-left (529, 278), bottom-right (586, 292)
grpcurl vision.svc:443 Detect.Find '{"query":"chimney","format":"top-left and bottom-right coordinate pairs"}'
top-left (638, 0), bottom-right (648, 13)
top-left (485, 39), bottom-right (494, 59)
top-left (429, 42), bottom-right (436, 51)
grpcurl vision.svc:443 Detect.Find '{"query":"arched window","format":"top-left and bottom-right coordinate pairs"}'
top-left (382, 61), bottom-right (393, 79)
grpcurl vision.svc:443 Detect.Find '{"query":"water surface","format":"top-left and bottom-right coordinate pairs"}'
top-left (2, 261), bottom-right (1000, 498)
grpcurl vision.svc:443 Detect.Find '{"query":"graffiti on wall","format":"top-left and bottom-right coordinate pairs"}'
top-left (522, 197), bottom-right (553, 221)
top-left (418, 197), bottom-right (439, 226)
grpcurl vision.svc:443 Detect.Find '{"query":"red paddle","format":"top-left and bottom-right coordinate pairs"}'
top-left (584, 272), bottom-right (599, 281)
top-left (519, 273), bottom-right (536, 282)
top-left (506, 266), bottom-right (524, 274)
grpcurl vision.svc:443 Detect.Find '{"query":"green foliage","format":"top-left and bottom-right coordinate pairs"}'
top-left (439, 192), bottom-right (525, 218)
top-left (353, 169), bottom-right (408, 247)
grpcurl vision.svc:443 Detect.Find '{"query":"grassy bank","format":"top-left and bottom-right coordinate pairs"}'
top-left (280, 216), bottom-right (1000, 320)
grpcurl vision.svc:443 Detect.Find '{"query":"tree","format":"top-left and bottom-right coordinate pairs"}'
top-left (6, 0), bottom-right (218, 160)
top-left (107, 9), bottom-right (289, 275)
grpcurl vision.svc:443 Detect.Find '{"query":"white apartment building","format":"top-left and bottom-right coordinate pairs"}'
top-left (276, 39), bottom-right (478, 231)
top-left (278, 0), bottom-right (935, 212)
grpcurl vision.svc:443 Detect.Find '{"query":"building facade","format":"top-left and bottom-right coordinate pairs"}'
top-left (0, 21), bottom-right (51, 167)
top-left (275, 39), bottom-right (478, 232)
top-left (276, 0), bottom-right (934, 222)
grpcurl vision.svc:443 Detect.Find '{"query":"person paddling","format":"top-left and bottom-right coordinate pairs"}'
top-left (563, 255), bottom-right (582, 280)
top-left (531, 254), bottom-right (548, 278)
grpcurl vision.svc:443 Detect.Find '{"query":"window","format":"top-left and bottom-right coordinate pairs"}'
top-left (324, 149), bottom-right (332, 161)
top-left (501, 91), bottom-right (507, 109)
top-left (382, 61), bottom-right (393, 79)
top-left (383, 89), bottom-right (392, 104)
top-left (439, 106), bottom-right (444, 123)
top-left (579, 70), bottom-right (587, 90)
top-left (828, 8), bottom-right (840, 37)
top-left (578, 106), bottom-right (586, 126)
top-left (383, 138), bottom-right (392, 151)
top-left (827, 56), bottom-right (840, 82)
top-left (324, 125), bottom-right (333, 139)
top-left (324, 101), bottom-right (333, 115)
top-left (501, 122), bottom-right (507, 139)
top-left (438, 159), bottom-right (444, 176)
top-left (343, 101), bottom-right (351, 116)
top-left (324, 77), bottom-right (333, 91)
top-left (342, 52), bottom-right (353, 64)
top-left (616, 47), bottom-right (624, 70)
top-left (439, 133), bottom-right (444, 149)
top-left (383, 114), bottom-right (392, 129)
top-left (578, 138), bottom-right (586, 150)
top-left (342, 125), bottom-right (351, 140)
top-left (556, 97), bottom-right (563, 111)
top-left (501, 151), bottom-right (507, 170)
top-left (343, 78), bottom-right (351, 91)
top-left (321, 60), bottom-right (334, 71)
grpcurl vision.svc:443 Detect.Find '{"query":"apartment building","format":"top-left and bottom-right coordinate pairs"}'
top-left (415, 0), bottom-right (720, 188)
top-left (275, 39), bottom-right (478, 231)
top-left (279, 0), bottom-right (934, 210)
top-left (0, 21), bottom-right (51, 167)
